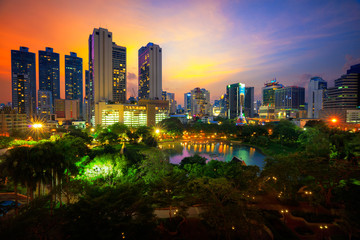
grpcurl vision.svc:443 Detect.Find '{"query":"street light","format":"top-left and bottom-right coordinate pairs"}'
top-left (280, 209), bottom-right (288, 224)
top-left (319, 225), bottom-right (328, 240)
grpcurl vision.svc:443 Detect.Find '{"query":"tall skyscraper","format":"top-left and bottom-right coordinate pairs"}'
top-left (39, 47), bottom-right (60, 107)
top-left (84, 70), bottom-right (91, 122)
top-left (138, 43), bottom-right (162, 100)
top-left (307, 76), bottom-right (327, 118)
top-left (65, 52), bottom-right (83, 118)
top-left (65, 52), bottom-right (83, 101)
top-left (226, 83), bottom-right (245, 119)
top-left (262, 79), bottom-right (284, 106)
top-left (245, 87), bottom-right (254, 118)
top-left (324, 64), bottom-right (360, 110)
top-left (112, 43), bottom-right (126, 103)
top-left (11, 47), bottom-right (36, 117)
top-left (184, 92), bottom-right (191, 113)
top-left (275, 86), bottom-right (305, 110)
top-left (88, 28), bottom-right (113, 124)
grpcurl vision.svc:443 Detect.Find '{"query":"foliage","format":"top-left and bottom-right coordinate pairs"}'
top-left (0, 136), bottom-right (14, 148)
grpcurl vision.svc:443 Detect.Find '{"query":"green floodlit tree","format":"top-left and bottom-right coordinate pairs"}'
top-left (76, 154), bottom-right (126, 186)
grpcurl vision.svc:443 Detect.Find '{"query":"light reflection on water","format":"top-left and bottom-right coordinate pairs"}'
top-left (160, 141), bottom-right (266, 169)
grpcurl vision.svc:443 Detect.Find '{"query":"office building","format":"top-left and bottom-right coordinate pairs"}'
top-left (39, 47), bottom-right (60, 105)
top-left (54, 99), bottom-right (80, 121)
top-left (138, 43), bottom-right (162, 100)
top-left (84, 70), bottom-right (90, 121)
top-left (38, 90), bottom-right (53, 120)
top-left (65, 52), bottom-right (83, 118)
top-left (11, 47), bottom-right (36, 117)
top-left (307, 76), bottom-right (327, 118)
top-left (323, 64), bottom-right (360, 110)
top-left (275, 86), bottom-right (305, 110)
top-left (88, 28), bottom-right (113, 125)
top-left (0, 107), bottom-right (28, 136)
top-left (95, 100), bottom-right (169, 127)
top-left (112, 43), bottom-right (126, 103)
top-left (245, 87), bottom-right (254, 118)
top-left (262, 79), bottom-right (284, 106)
top-left (184, 92), bottom-right (191, 113)
top-left (162, 91), bottom-right (176, 114)
top-left (190, 88), bottom-right (210, 117)
top-left (226, 83), bottom-right (245, 119)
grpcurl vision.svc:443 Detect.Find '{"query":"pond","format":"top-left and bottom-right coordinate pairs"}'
top-left (159, 141), bottom-right (266, 169)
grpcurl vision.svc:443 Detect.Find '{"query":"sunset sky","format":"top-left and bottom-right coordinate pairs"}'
top-left (0, 0), bottom-right (359, 105)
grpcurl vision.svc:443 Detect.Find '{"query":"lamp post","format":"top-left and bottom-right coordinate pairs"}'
top-left (32, 123), bottom-right (43, 140)
top-left (319, 225), bottom-right (328, 240)
top-left (280, 209), bottom-right (288, 224)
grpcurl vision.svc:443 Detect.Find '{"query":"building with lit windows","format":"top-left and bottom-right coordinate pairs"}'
top-left (88, 28), bottom-right (113, 125)
top-left (84, 70), bottom-right (91, 121)
top-left (320, 64), bottom-right (360, 124)
top-left (262, 79), bottom-right (284, 106)
top-left (38, 90), bottom-right (53, 120)
top-left (274, 86), bottom-right (305, 119)
top-left (95, 100), bottom-right (169, 127)
top-left (307, 77), bottom-right (327, 118)
top-left (245, 87), bottom-right (254, 118)
top-left (39, 47), bottom-right (60, 106)
top-left (226, 83), bottom-right (245, 119)
top-left (11, 47), bottom-right (36, 117)
top-left (184, 92), bottom-right (191, 113)
top-left (138, 43), bottom-right (162, 100)
top-left (190, 88), bottom-right (210, 117)
top-left (162, 91), bottom-right (177, 114)
top-left (65, 52), bottom-right (83, 117)
top-left (112, 43), bottom-right (126, 103)
top-left (0, 107), bottom-right (28, 136)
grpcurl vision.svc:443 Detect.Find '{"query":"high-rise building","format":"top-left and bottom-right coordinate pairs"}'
top-left (307, 76), bottom-right (327, 118)
top-left (38, 90), bottom-right (53, 120)
top-left (190, 88), bottom-right (210, 117)
top-left (88, 28), bottom-right (113, 125)
top-left (245, 87), bottom-right (254, 118)
top-left (184, 92), bottom-right (191, 113)
top-left (262, 79), bottom-right (284, 106)
top-left (84, 70), bottom-right (91, 121)
top-left (138, 43), bottom-right (162, 100)
top-left (39, 47), bottom-right (60, 105)
top-left (226, 83), bottom-right (245, 119)
top-left (275, 86), bottom-right (305, 110)
top-left (112, 43), bottom-right (126, 103)
top-left (162, 91), bottom-right (176, 114)
top-left (324, 64), bottom-right (360, 110)
top-left (11, 47), bottom-right (36, 117)
top-left (54, 99), bottom-right (80, 121)
top-left (65, 52), bottom-right (83, 100)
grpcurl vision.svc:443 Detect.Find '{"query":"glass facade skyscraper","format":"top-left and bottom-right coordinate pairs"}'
top-left (11, 47), bottom-right (36, 116)
top-left (112, 43), bottom-right (126, 103)
top-left (39, 47), bottom-right (60, 106)
top-left (65, 52), bottom-right (83, 117)
top-left (138, 43), bottom-right (162, 100)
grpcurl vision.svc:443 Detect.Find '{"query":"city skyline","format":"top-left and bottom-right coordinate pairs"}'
top-left (0, 0), bottom-right (360, 105)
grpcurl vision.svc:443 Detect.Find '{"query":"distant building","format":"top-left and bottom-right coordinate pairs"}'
top-left (65, 52), bottom-right (83, 117)
top-left (84, 70), bottom-right (91, 121)
top-left (245, 87), bottom-right (254, 118)
top-left (94, 100), bottom-right (169, 127)
top-left (307, 76), bottom-right (327, 118)
top-left (138, 43), bottom-right (162, 100)
top-left (0, 107), bottom-right (28, 136)
top-left (38, 90), bottom-right (53, 120)
top-left (39, 47), bottom-right (60, 106)
top-left (11, 47), bottom-right (36, 117)
top-left (262, 79), bottom-right (284, 106)
top-left (162, 91), bottom-right (176, 114)
top-left (112, 43), bottom-right (126, 103)
top-left (274, 86), bottom-right (305, 119)
top-left (54, 99), bottom-right (80, 122)
top-left (226, 83), bottom-right (245, 119)
top-left (190, 88), bottom-right (210, 117)
top-left (184, 92), bottom-right (191, 113)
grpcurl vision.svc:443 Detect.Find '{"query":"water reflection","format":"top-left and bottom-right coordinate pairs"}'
top-left (160, 141), bottom-right (265, 169)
